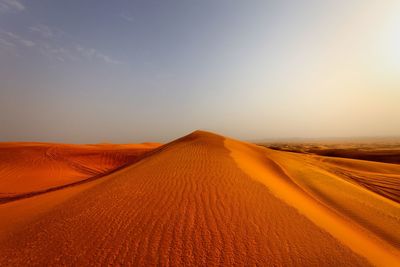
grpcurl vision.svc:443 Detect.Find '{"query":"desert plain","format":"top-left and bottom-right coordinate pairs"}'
top-left (0, 130), bottom-right (399, 266)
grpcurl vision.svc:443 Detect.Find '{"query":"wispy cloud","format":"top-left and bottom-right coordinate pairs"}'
top-left (0, 24), bottom-right (121, 65)
top-left (38, 43), bottom-right (78, 62)
top-left (0, 0), bottom-right (25, 13)
top-left (29, 24), bottom-right (67, 40)
top-left (120, 13), bottom-right (134, 22)
top-left (37, 42), bottom-right (121, 65)
top-left (0, 37), bottom-right (15, 47)
top-left (29, 24), bottom-right (55, 38)
top-left (75, 45), bottom-right (122, 64)
top-left (96, 53), bottom-right (121, 64)
top-left (19, 38), bottom-right (34, 47)
top-left (29, 24), bottom-right (121, 64)
top-left (0, 30), bottom-right (35, 47)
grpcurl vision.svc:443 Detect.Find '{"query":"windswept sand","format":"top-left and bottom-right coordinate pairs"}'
top-left (0, 142), bottom-right (159, 201)
top-left (0, 131), bottom-right (399, 266)
top-left (264, 142), bottom-right (400, 164)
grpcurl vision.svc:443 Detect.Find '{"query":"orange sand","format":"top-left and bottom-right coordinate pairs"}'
top-left (0, 131), bottom-right (399, 266)
top-left (0, 142), bottom-right (159, 201)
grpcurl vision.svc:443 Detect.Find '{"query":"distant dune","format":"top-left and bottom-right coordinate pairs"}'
top-left (0, 142), bottom-right (160, 201)
top-left (264, 142), bottom-right (400, 164)
top-left (0, 131), bottom-right (399, 266)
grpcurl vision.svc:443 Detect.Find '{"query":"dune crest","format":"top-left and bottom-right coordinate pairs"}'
top-left (0, 131), bottom-right (398, 266)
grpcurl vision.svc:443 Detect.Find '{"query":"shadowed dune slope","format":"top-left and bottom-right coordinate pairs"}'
top-left (0, 142), bottom-right (160, 199)
top-left (0, 131), bottom-right (399, 266)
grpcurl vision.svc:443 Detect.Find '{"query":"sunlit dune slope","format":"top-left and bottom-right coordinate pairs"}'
top-left (0, 142), bottom-right (160, 199)
top-left (265, 142), bottom-right (400, 164)
top-left (316, 156), bottom-right (400, 203)
top-left (0, 131), bottom-right (399, 266)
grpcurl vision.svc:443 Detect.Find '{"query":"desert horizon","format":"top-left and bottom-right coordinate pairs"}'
top-left (1, 0), bottom-right (400, 266)
top-left (0, 130), bottom-right (400, 266)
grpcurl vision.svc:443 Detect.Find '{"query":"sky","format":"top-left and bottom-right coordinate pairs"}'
top-left (0, 0), bottom-right (399, 143)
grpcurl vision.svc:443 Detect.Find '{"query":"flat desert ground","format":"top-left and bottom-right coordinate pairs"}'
top-left (0, 131), bottom-right (399, 266)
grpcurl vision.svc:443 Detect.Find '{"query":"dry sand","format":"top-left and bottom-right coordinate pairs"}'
top-left (264, 141), bottom-right (400, 164)
top-left (0, 131), bottom-right (399, 266)
top-left (0, 142), bottom-right (159, 201)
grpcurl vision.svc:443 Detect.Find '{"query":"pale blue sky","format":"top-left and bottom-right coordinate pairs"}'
top-left (0, 0), bottom-right (399, 143)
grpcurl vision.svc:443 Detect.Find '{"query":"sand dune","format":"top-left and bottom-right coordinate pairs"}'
top-left (0, 131), bottom-right (399, 266)
top-left (264, 142), bottom-right (400, 164)
top-left (0, 142), bottom-right (159, 201)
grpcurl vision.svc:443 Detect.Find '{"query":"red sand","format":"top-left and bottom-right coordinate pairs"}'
top-left (0, 131), bottom-right (399, 266)
top-left (0, 142), bottom-right (159, 200)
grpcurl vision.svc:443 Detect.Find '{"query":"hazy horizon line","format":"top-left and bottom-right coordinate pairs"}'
top-left (1, 130), bottom-right (400, 145)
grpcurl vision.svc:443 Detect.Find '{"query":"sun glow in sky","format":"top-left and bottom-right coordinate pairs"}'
top-left (0, 0), bottom-right (399, 143)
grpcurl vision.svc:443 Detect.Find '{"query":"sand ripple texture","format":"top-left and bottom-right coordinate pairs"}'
top-left (0, 131), bottom-right (399, 266)
top-left (0, 142), bottom-right (159, 201)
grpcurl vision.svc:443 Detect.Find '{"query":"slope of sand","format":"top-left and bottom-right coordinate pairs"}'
top-left (226, 139), bottom-right (400, 266)
top-left (264, 141), bottom-right (400, 164)
top-left (0, 142), bottom-right (160, 201)
top-left (0, 131), bottom-right (399, 266)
